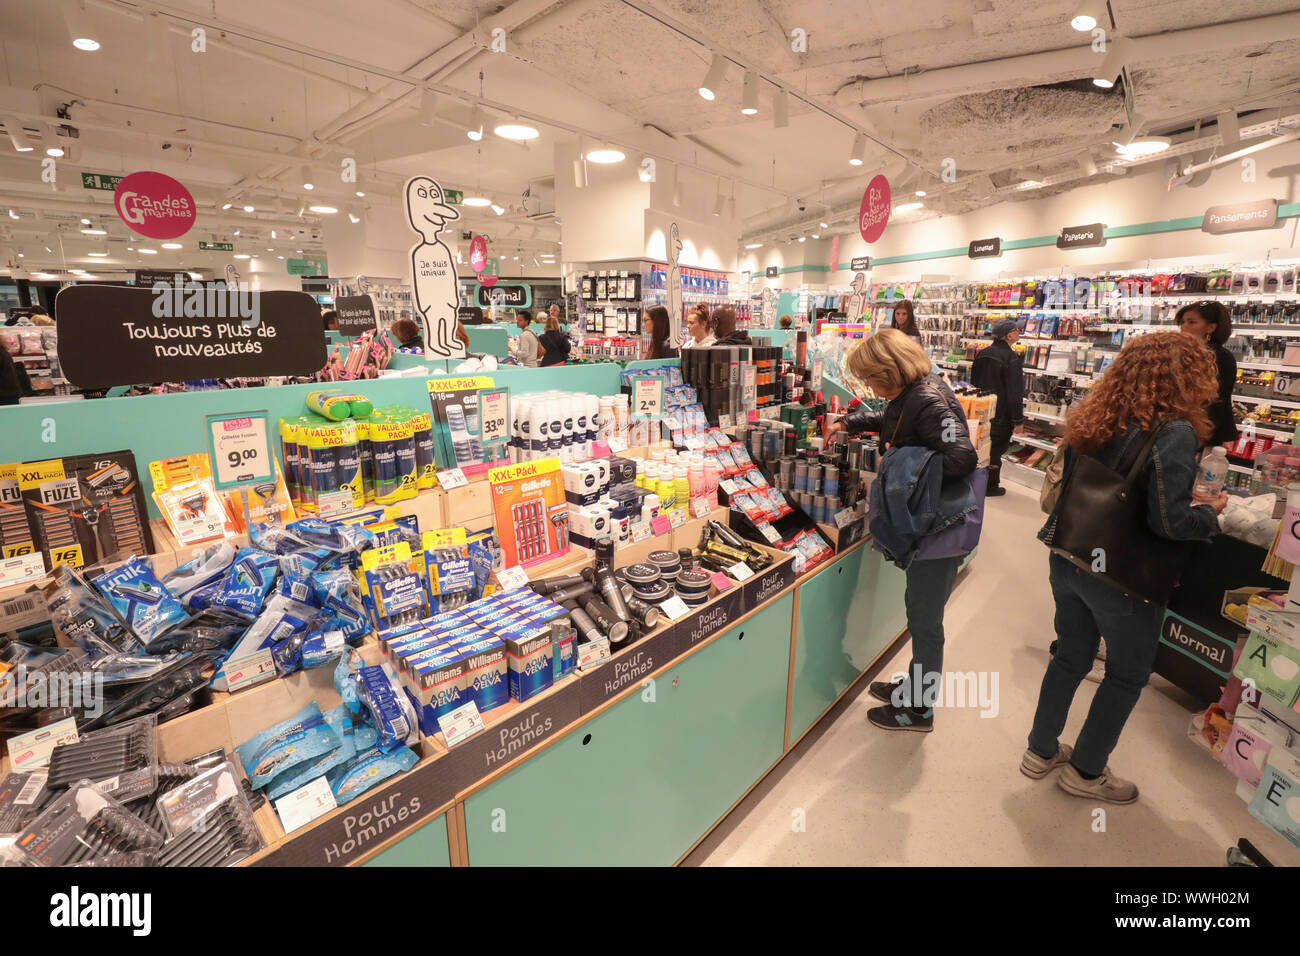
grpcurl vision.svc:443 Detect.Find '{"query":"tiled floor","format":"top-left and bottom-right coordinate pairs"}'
top-left (689, 481), bottom-right (1297, 866)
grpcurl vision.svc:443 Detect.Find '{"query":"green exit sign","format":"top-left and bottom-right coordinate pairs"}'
top-left (287, 257), bottom-right (327, 276)
top-left (199, 241), bottom-right (234, 252)
top-left (81, 172), bottom-right (124, 192)
top-left (445, 189), bottom-right (463, 205)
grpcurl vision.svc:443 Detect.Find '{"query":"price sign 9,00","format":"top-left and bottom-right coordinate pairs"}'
top-left (206, 410), bottom-right (274, 491)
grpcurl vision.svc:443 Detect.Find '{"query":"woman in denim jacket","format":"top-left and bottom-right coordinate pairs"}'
top-left (1022, 333), bottom-right (1227, 804)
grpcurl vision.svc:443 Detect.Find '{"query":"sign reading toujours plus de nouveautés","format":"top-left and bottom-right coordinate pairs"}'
top-left (968, 237), bottom-right (1001, 259)
top-left (1202, 199), bottom-right (1279, 235)
top-left (1056, 222), bottom-right (1106, 249)
top-left (54, 285), bottom-right (326, 388)
top-left (333, 294), bottom-right (378, 337)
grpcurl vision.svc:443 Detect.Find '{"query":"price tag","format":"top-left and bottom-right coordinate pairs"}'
top-left (438, 700), bottom-right (486, 747)
top-left (741, 365), bottom-right (757, 406)
top-left (690, 497), bottom-right (713, 518)
top-left (275, 776), bottom-right (337, 834)
top-left (6, 717), bottom-right (78, 771)
top-left (718, 478), bottom-right (739, 495)
top-left (317, 489), bottom-right (355, 518)
top-left (632, 378), bottom-right (664, 420)
top-left (834, 508), bottom-right (856, 528)
top-left (711, 571), bottom-right (734, 591)
top-left (225, 647), bottom-right (276, 693)
top-left (668, 509), bottom-right (686, 529)
top-left (728, 561), bottom-right (755, 581)
top-left (206, 410), bottom-right (274, 491)
top-left (718, 414), bottom-right (733, 429)
top-left (758, 523), bottom-right (781, 544)
top-left (650, 514), bottom-right (672, 536)
top-left (629, 521), bottom-right (652, 542)
top-left (496, 565), bottom-right (529, 592)
top-left (792, 552), bottom-right (807, 574)
top-left (607, 437), bottom-right (628, 454)
top-left (577, 636), bottom-right (612, 669)
top-left (477, 387), bottom-right (510, 448)
top-left (682, 433), bottom-right (706, 451)
top-left (438, 467), bottom-right (468, 489)
top-left (0, 553), bottom-right (47, 587)
top-left (659, 595), bottom-right (691, 620)
top-left (812, 360), bottom-right (824, 390)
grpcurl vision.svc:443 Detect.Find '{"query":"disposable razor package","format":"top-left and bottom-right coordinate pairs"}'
top-left (17, 450), bottom-right (154, 573)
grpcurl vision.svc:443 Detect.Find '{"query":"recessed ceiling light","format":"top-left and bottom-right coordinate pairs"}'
top-left (80, 218), bottom-right (91, 225)
top-left (493, 119), bottom-right (539, 141)
top-left (221, 202), bottom-right (232, 210)
top-left (73, 37), bottom-right (100, 51)
top-left (243, 205), bottom-right (254, 212)
top-left (355, 190), bottom-right (365, 198)
top-left (161, 242), bottom-right (182, 249)
top-left (86, 251), bottom-right (108, 257)
top-left (233, 230), bottom-right (240, 236)
top-left (745, 242), bottom-right (763, 249)
top-left (138, 247), bottom-right (158, 254)
top-left (1115, 135), bottom-right (1171, 157)
top-left (586, 146), bottom-right (626, 164)
top-left (797, 236), bottom-right (806, 243)
top-left (309, 205), bottom-right (338, 214)
top-left (69, 268), bottom-right (86, 274)
top-left (895, 201), bottom-right (924, 213)
top-left (819, 222), bottom-right (828, 229)
top-left (811, 234), bottom-right (820, 239)
top-left (914, 190), bottom-right (927, 197)
top-left (233, 253), bottom-right (251, 259)
top-left (46, 146), bottom-right (64, 157)
top-left (277, 255), bottom-right (284, 259)
top-left (1071, 0), bottom-right (1104, 31)
top-left (462, 196), bottom-right (492, 207)
top-left (80, 228), bottom-right (106, 235)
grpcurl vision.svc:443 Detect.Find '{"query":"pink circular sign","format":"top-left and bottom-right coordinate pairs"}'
top-left (113, 171), bottom-right (196, 240)
top-left (469, 235), bottom-right (488, 273)
top-left (478, 273), bottom-right (499, 287)
top-left (858, 174), bottom-right (891, 244)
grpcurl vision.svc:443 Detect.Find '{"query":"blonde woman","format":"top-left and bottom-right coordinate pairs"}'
top-left (824, 329), bottom-right (977, 733)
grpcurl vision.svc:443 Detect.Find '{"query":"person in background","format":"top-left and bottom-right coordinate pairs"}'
top-left (1176, 300), bottom-right (1239, 447)
top-left (1024, 332), bottom-right (1227, 804)
top-left (891, 299), bottom-right (922, 340)
top-left (322, 309), bottom-right (339, 332)
top-left (970, 318), bottom-right (1025, 497)
top-left (539, 313), bottom-right (571, 366)
top-left (548, 303), bottom-right (562, 326)
top-left (682, 304), bottom-right (716, 349)
top-left (0, 338), bottom-right (32, 404)
top-left (712, 304), bottom-right (751, 346)
top-left (642, 306), bottom-right (677, 360)
top-left (390, 316), bottom-right (424, 350)
top-left (455, 321), bottom-right (471, 353)
top-left (779, 314), bottom-right (793, 329)
top-left (29, 304), bottom-right (53, 326)
top-left (823, 329), bottom-right (977, 733)
top-left (512, 309), bottom-right (541, 367)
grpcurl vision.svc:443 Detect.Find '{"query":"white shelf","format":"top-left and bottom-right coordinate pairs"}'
top-left (1237, 360), bottom-right (1300, 371)
top-left (1012, 435), bottom-right (1061, 452)
top-left (1233, 393), bottom-right (1300, 410)
top-left (1228, 464), bottom-right (1254, 475)
top-left (1001, 458), bottom-right (1047, 489)
top-left (1242, 422), bottom-right (1297, 439)
top-left (1025, 410), bottom-right (1067, 424)
top-left (1232, 328), bottom-right (1300, 338)
top-left (963, 337), bottom-right (1090, 348)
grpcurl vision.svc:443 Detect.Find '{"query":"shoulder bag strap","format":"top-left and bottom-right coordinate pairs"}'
top-left (1121, 424), bottom-right (1165, 487)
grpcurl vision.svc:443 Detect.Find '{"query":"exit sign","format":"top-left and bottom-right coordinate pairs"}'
top-left (287, 257), bottom-right (327, 276)
top-left (445, 189), bottom-right (463, 205)
top-left (81, 172), bottom-right (124, 191)
top-left (199, 241), bottom-right (234, 252)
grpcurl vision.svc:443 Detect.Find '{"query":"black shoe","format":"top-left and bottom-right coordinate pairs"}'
top-left (868, 676), bottom-right (905, 703)
top-left (986, 485), bottom-right (1007, 497)
top-left (867, 703), bottom-right (934, 733)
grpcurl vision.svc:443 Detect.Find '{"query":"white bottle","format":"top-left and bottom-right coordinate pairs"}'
top-left (1193, 447), bottom-right (1229, 503)
top-left (530, 407), bottom-right (547, 460)
top-left (515, 399), bottom-right (531, 463)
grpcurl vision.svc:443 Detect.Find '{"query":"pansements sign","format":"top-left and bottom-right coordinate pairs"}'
top-left (114, 171), bottom-right (196, 240)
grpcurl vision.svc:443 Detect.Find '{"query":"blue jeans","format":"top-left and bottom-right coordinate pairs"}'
top-left (898, 555), bottom-right (963, 708)
top-left (1028, 554), bottom-right (1165, 775)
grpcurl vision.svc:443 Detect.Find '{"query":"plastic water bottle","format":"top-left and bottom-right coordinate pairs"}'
top-left (1193, 447), bottom-right (1229, 503)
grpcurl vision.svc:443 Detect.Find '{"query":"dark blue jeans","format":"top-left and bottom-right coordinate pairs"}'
top-left (898, 555), bottom-right (963, 708)
top-left (1028, 553), bottom-right (1165, 775)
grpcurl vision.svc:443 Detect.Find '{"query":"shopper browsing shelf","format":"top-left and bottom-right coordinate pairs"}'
top-left (682, 303), bottom-right (716, 349)
top-left (1024, 332), bottom-right (1227, 804)
top-left (712, 304), bottom-right (751, 346)
top-left (391, 316), bottom-right (424, 351)
top-left (512, 310), bottom-right (541, 367)
top-left (890, 299), bottom-right (922, 341)
top-left (779, 314), bottom-right (793, 329)
top-left (642, 306), bottom-right (678, 359)
top-left (1175, 300), bottom-right (1240, 447)
top-left (823, 329), bottom-right (978, 733)
top-left (970, 318), bottom-right (1025, 496)
top-left (539, 313), bottom-right (571, 366)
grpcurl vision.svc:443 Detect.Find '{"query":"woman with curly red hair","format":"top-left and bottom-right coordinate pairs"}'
top-left (1023, 333), bottom-right (1227, 805)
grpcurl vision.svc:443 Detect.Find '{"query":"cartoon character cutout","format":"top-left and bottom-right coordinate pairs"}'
top-left (847, 271), bottom-right (867, 323)
top-left (667, 222), bottom-right (684, 346)
top-left (405, 176), bottom-right (465, 358)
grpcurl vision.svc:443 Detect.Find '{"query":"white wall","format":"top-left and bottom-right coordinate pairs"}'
top-left (323, 201), bottom-right (430, 280)
top-left (644, 209), bottom-right (737, 271)
top-left (554, 140), bottom-right (649, 262)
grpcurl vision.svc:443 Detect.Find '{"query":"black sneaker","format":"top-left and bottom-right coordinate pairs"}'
top-left (867, 703), bottom-right (933, 733)
top-left (868, 676), bottom-right (906, 704)
top-left (986, 485), bottom-right (1007, 497)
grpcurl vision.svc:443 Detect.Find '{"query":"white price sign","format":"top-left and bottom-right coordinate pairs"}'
top-left (633, 378), bottom-right (664, 420)
top-left (317, 489), bottom-right (355, 518)
top-left (275, 776), bottom-right (337, 834)
top-left (741, 365), bottom-right (757, 406)
top-left (438, 467), bottom-right (468, 489)
top-left (668, 509), bottom-right (686, 529)
top-left (834, 507), bottom-right (856, 528)
top-left (207, 411), bottom-right (273, 490)
top-left (718, 414), bottom-right (733, 429)
top-left (225, 647), bottom-right (276, 693)
top-left (577, 637), bottom-right (611, 670)
top-left (690, 497), bottom-right (713, 518)
top-left (496, 565), bottom-right (529, 592)
top-left (629, 521), bottom-right (652, 542)
top-left (728, 561), bottom-right (755, 581)
top-left (718, 478), bottom-right (739, 495)
top-left (659, 596), bottom-right (691, 620)
top-left (812, 360), bottom-right (824, 390)
top-left (438, 700), bottom-right (485, 747)
top-left (478, 388), bottom-right (510, 447)
top-left (607, 437), bottom-right (628, 454)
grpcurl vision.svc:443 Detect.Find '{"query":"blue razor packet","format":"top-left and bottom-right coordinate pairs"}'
top-left (162, 542), bottom-right (236, 613)
top-left (264, 705), bottom-right (354, 801)
top-left (311, 569), bottom-right (367, 638)
top-left (235, 702), bottom-right (341, 789)
top-left (210, 548), bottom-right (280, 617)
top-left (335, 648), bottom-right (365, 715)
top-left (93, 555), bottom-right (189, 650)
top-left (357, 663), bottom-right (419, 753)
top-left (326, 745), bottom-right (419, 805)
top-left (275, 568), bottom-right (316, 606)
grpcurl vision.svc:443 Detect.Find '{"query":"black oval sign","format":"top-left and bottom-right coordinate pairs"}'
top-left (334, 294), bottom-right (378, 337)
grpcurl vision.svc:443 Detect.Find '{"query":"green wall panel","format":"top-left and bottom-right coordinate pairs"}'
top-left (360, 814), bottom-right (451, 867)
top-left (862, 547), bottom-right (908, 662)
top-left (466, 325), bottom-right (509, 356)
top-left (462, 592), bottom-right (793, 866)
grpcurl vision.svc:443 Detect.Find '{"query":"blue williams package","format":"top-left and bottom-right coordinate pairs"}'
top-left (456, 635), bottom-right (508, 712)
top-left (326, 745), bottom-right (419, 805)
top-left (210, 547), bottom-right (279, 617)
top-left (235, 702), bottom-right (341, 789)
top-left (93, 555), bottom-right (189, 649)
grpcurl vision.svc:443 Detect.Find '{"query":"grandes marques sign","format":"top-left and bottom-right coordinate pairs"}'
top-left (113, 171), bottom-right (196, 240)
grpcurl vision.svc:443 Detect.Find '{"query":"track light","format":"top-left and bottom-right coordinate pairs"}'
top-left (221, 202), bottom-right (232, 210)
top-left (59, 0), bottom-right (100, 51)
top-left (1092, 36), bottom-right (1132, 88)
top-left (573, 157), bottom-right (587, 188)
top-left (418, 90), bottom-right (437, 126)
top-left (493, 117), bottom-right (539, 140)
top-left (46, 145), bottom-right (64, 158)
top-left (849, 132), bottom-right (866, 166)
top-left (1071, 0), bottom-right (1106, 31)
top-left (712, 180), bottom-right (724, 216)
top-left (491, 204), bottom-right (505, 216)
top-left (243, 204), bottom-right (254, 212)
top-left (1077, 152), bottom-right (1098, 177)
top-left (301, 165), bottom-right (314, 191)
top-left (587, 144), bottom-right (625, 164)
top-left (699, 54), bottom-right (727, 101)
top-left (741, 72), bottom-right (758, 115)
top-left (466, 105), bottom-right (483, 140)
top-left (672, 164), bottom-right (681, 207)
top-left (1218, 110), bottom-right (1240, 146)
top-left (4, 118), bottom-right (32, 152)
top-left (773, 89), bottom-right (789, 129)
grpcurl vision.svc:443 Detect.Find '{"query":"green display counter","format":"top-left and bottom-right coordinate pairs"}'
top-left (360, 815), bottom-right (453, 867)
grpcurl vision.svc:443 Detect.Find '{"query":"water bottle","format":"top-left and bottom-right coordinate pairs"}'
top-left (1193, 447), bottom-right (1228, 503)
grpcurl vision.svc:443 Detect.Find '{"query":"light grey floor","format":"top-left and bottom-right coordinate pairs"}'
top-left (690, 481), bottom-right (1297, 866)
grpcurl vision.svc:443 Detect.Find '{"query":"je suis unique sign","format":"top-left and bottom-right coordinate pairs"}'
top-left (405, 176), bottom-right (465, 358)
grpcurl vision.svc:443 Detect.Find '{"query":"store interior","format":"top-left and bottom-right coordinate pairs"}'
top-left (2, 0), bottom-right (1300, 871)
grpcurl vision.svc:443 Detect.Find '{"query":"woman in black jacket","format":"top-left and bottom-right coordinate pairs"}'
top-left (1175, 300), bottom-right (1239, 447)
top-left (538, 314), bottom-right (571, 366)
top-left (824, 329), bottom-right (977, 734)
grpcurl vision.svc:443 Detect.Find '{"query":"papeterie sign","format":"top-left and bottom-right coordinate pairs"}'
top-left (113, 171), bottom-right (196, 240)
top-left (1056, 222), bottom-right (1106, 249)
top-left (1202, 199), bottom-right (1279, 235)
top-left (54, 285), bottom-right (326, 388)
top-left (851, 256), bottom-right (871, 271)
top-left (333, 294), bottom-right (379, 336)
top-left (968, 237), bottom-right (1002, 258)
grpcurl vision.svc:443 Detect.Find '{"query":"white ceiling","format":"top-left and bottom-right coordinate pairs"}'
top-left (0, 0), bottom-right (1298, 278)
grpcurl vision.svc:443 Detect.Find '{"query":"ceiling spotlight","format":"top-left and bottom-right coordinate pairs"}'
top-left (671, 164), bottom-right (681, 207)
top-left (811, 234), bottom-right (820, 239)
top-left (221, 202), bottom-right (232, 210)
top-left (491, 204), bottom-right (505, 216)
top-left (309, 204), bottom-right (338, 213)
top-left (301, 166), bottom-right (314, 190)
top-left (138, 248), bottom-right (158, 254)
top-left (86, 250), bottom-right (108, 257)
top-left (6, 209), bottom-right (17, 220)
top-left (849, 132), bottom-right (866, 166)
top-left (1115, 135), bottom-right (1171, 157)
top-left (1092, 36), bottom-right (1133, 88)
top-left (712, 181), bottom-right (724, 217)
top-left (80, 228), bottom-right (106, 235)
top-left (60, 0), bottom-right (100, 50)
top-left (161, 242), bottom-right (182, 249)
top-left (895, 201), bottom-right (924, 213)
top-left (233, 230), bottom-right (240, 236)
top-left (46, 146), bottom-right (65, 157)
top-left (80, 218), bottom-right (91, 225)
top-left (699, 54), bottom-right (727, 101)
top-left (819, 221), bottom-right (829, 229)
top-left (773, 89), bottom-right (789, 129)
top-left (462, 196), bottom-right (492, 207)
top-left (797, 236), bottom-right (806, 243)
top-left (914, 190), bottom-right (927, 197)
top-left (573, 156), bottom-right (588, 189)
top-left (741, 71), bottom-right (759, 115)
top-left (355, 190), bottom-right (366, 198)
top-left (3, 118), bottom-right (32, 152)
top-left (745, 242), bottom-right (763, 249)
top-left (467, 105), bottom-right (484, 141)
top-left (233, 253), bottom-right (251, 259)
top-left (69, 268), bottom-right (87, 274)
top-left (493, 118), bottom-right (539, 140)
top-left (587, 144), bottom-right (626, 164)
top-left (243, 204), bottom-right (255, 212)
top-left (1071, 0), bottom-right (1106, 31)
top-left (348, 210), bottom-right (361, 224)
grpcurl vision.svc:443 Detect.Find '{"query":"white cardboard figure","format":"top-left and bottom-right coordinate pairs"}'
top-left (405, 176), bottom-right (465, 358)
top-left (847, 271), bottom-right (867, 323)
top-left (667, 222), bottom-right (683, 346)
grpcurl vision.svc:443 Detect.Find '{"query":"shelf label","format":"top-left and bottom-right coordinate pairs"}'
top-left (225, 647), bottom-right (276, 693)
top-left (633, 378), bottom-right (664, 420)
top-left (690, 497), bottom-right (713, 518)
top-left (206, 410), bottom-right (274, 491)
top-left (0, 553), bottom-right (45, 588)
top-left (650, 514), bottom-right (672, 536)
top-left (629, 521), bottom-right (652, 542)
top-left (834, 508), bottom-right (856, 528)
top-left (495, 565), bottom-right (529, 592)
top-left (275, 776), bottom-right (337, 834)
top-left (607, 437), bottom-right (628, 454)
top-left (317, 489), bottom-right (354, 518)
top-left (437, 467), bottom-right (468, 489)
top-left (712, 571), bottom-right (735, 591)
top-left (6, 717), bottom-right (78, 771)
top-left (577, 636), bottom-right (611, 669)
top-left (668, 509), bottom-right (687, 529)
top-left (659, 595), bottom-right (690, 620)
top-left (718, 478), bottom-right (739, 495)
top-left (438, 700), bottom-right (486, 748)
top-left (477, 387), bottom-right (510, 448)
top-left (728, 561), bottom-right (755, 581)
top-left (758, 523), bottom-right (781, 544)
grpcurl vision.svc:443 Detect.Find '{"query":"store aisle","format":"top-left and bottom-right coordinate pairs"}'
top-left (689, 483), bottom-right (1297, 867)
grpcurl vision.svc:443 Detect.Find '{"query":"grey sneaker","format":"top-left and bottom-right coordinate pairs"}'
top-left (1057, 763), bottom-right (1139, 804)
top-left (1020, 743), bottom-right (1073, 779)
